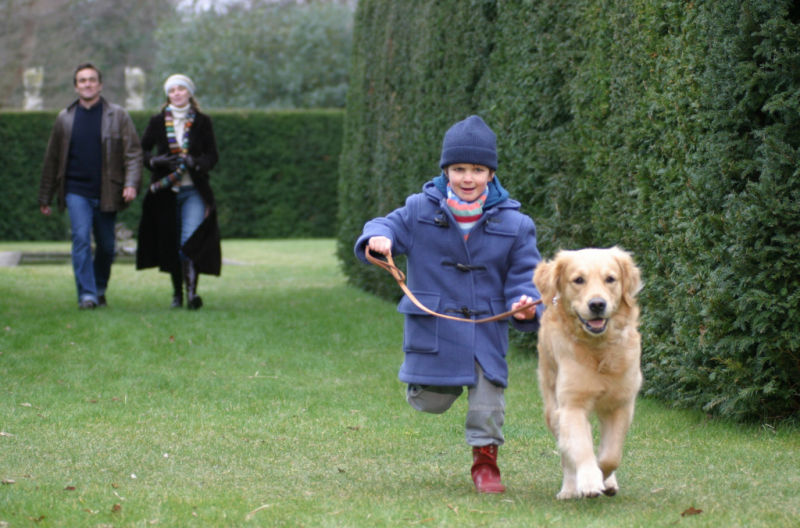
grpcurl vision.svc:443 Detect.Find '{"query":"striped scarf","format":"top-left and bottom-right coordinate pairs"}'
top-left (149, 107), bottom-right (195, 192)
top-left (446, 184), bottom-right (488, 239)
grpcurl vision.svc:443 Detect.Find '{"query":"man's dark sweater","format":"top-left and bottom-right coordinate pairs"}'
top-left (65, 102), bottom-right (103, 199)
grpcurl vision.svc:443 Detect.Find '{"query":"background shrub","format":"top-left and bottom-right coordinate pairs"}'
top-left (0, 109), bottom-right (343, 241)
top-left (336, 0), bottom-right (800, 422)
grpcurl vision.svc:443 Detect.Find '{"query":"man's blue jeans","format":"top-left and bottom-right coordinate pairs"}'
top-left (65, 193), bottom-right (116, 304)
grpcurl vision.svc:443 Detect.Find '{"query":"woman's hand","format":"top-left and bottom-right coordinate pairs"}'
top-left (367, 236), bottom-right (392, 257)
top-left (183, 154), bottom-right (197, 170)
top-left (150, 153), bottom-right (180, 169)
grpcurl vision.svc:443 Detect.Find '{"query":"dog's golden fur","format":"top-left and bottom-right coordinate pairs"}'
top-left (533, 247), bottom-right (642, 499)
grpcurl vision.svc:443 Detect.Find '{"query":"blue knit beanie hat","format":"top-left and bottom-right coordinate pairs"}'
top-left (439, 115), bottom-right (497, 170)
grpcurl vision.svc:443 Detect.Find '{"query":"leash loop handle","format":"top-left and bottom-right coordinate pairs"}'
top-left (365, 248), bottom-right (541, 324)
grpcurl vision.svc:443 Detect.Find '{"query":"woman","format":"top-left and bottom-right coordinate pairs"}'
top-left (136, 74), bottom-right (221, 309)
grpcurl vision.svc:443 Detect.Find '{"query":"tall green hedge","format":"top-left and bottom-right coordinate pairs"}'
top-left (0, 109), bottom-right (343, 240)
top-left (336, 0), bottom-right (800, 422)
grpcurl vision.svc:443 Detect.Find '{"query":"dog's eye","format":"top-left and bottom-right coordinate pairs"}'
top-left (605, 276), bottom-right (616, 284)
top-left (573, 277), bottom-right (585, 285)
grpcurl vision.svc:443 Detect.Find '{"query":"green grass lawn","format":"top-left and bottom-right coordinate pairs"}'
top-left (1, 239), bottom-right (798, 527)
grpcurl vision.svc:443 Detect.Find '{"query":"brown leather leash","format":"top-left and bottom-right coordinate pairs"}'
top-left (365, 248), bottom-right (541, 323)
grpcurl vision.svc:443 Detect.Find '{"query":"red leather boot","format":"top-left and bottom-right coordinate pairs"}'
top-left (471, 445), bottom-right (506, 493)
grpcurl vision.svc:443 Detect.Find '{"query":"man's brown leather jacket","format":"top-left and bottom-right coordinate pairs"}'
top-left (39, 97), bottom-right (142, 212)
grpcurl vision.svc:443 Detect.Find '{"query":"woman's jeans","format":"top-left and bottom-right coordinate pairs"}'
top-left (65, 193), bottom-right (116, 304)
top-left (176, 186), bottom-right (205, 260)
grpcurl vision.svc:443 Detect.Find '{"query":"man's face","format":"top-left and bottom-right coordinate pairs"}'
top-left (74, 68), bottom-right (102, 103)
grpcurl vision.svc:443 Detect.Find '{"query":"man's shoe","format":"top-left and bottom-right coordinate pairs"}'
top-left (79, 299), bottom-right (97, 310)
top-left (97, 295), bottom-right (107, 307)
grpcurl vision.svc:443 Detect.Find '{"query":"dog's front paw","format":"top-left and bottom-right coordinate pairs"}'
top-left (556, 488), bottom-right (579, 500)
top-left (556, 466), bottom-right (604, 499)
top-left (556, 485), bottom-right (603, 500)
top-left (574, 466), bottom-right (605, 498)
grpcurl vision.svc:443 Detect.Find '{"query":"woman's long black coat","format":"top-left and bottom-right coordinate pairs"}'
top-left (135, 110), bottom-right (221, 276)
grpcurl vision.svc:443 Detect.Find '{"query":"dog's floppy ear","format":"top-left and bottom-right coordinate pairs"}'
top-left (533, 255), bottom-right (560, 305)
top-left (613, 247), bottom-right (642, 308)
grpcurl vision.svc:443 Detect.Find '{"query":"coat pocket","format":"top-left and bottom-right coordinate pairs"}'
top-left (398, 292), bottom-right (440, 354)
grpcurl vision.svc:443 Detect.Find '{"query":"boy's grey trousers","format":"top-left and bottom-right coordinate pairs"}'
top-left (406, 363), bottom-right (504, 447)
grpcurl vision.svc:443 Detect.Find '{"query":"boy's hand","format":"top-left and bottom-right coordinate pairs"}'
top-left (512, 295), bottom-right (537, 320)
top-left (367, 236), bottom-right (392, 257)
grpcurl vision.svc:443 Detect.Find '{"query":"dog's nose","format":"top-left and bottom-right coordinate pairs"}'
top-left (588, 298), bottom-right (606, 315)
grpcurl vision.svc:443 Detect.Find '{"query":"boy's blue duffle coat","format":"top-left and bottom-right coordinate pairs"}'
top-left (355, 175), bottom-right (543, 388)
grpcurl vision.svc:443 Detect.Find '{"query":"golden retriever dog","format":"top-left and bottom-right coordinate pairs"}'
top-left (533, 247), bottom-right (642, 499)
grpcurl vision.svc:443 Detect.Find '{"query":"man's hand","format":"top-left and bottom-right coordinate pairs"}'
top-left (122, 186), bottom-right (137, 203)
top-left (40, 204), bottom-right (51, 216)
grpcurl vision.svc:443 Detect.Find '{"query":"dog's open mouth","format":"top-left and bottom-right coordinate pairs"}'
top-left (577, 314), bottom-right (608, 335)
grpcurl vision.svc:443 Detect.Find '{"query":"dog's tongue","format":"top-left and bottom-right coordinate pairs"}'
top-left (588, 319), bottom-right (605, 329)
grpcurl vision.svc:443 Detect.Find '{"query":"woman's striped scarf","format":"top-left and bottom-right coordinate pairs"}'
top-left (149, 107), bottom-right (195, 192)
top-left (446, 184), bottom-right (489, 240)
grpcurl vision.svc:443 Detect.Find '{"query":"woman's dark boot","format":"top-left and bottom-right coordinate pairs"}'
top-left (183, 260), bottom-right (203, 310)
top-left (471, 445), bottom-right (506, 493)
top-left (170, 269), bottom-right (183, 308)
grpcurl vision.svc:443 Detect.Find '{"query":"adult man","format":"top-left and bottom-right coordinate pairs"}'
top-left (39, 63), bottom-right (143, 309)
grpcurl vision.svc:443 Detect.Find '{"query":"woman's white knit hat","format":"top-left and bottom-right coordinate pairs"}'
top-left (163, 74), bottom-right (195, 96)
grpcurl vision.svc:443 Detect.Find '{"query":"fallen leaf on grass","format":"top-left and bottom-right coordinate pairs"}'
top-left (245, 504), bottom-right (272, 521)
top-left (681, 506), bottom-right (703, 517)
top-left (20, 403), bottom-right (32, 407)
top-left (2, 479), bottom-right (16, 485)
top-left (28, 515), bottom-right (45, 522)
top-left (112, 503), bottom-right (122, 513)
top-left (64, 485), bottom-right (76, 491)
top-left (0, 431), bottom-right (14, 437)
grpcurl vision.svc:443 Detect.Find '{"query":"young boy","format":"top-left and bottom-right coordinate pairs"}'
top-left (354, 115), bottom-right (544, 493)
